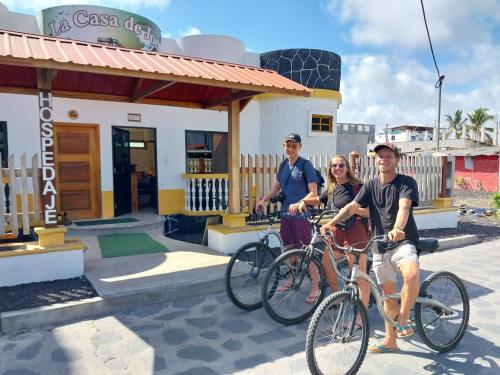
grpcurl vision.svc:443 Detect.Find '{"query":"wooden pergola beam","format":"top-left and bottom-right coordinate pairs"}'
top-left (36, 68), bottom-right (58, 90)
top-left (204, 90), bottom-right (258, 109)
top-left (130, 80), bottom-right (176, 102)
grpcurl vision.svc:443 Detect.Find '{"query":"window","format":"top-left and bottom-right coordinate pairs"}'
top-left (0, 122), bottom-right (7, 168)
top-left (185, 130), bottom-right (228, 173)
top-left (311, 115), bottom-right (333, 132)
top-left (391, 135), bottom-right (396, 141)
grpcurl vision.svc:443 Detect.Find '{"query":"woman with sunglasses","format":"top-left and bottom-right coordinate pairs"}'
top-left (296, 155), bottom-right (370, 310)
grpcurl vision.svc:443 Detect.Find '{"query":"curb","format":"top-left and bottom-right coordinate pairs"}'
top-left (0, 273), bottom-right (226, 334)
top-left (437, 234), bottom-right (480, 251)
top-left (0, 234), bottom-right (481, 334)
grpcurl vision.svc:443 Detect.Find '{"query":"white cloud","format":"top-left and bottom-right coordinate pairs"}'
top-left (2, 0), bottom-right (170, 12)
top-left (337, 50), bottom-right (500, 129)
top-left (180, 26), bottom-right (201, 37)
top-left (326, 0), bottom-right (500, 51)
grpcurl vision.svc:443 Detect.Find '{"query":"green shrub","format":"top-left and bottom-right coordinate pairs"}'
top-left (492, 192), bottom-right (500, 209)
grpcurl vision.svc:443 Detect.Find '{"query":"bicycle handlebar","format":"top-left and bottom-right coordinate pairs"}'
top-left (327, 231), bottom-right (387, 255)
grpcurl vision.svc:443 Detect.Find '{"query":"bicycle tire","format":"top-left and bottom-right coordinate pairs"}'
top-left (415, 271), bottom-right (470, 352)
top-left (261, 248), bottom-right (326, 325)
top-left (306, 291), bottom-right (369, 375)
top-left (224, 242), bottom-right (276, 310)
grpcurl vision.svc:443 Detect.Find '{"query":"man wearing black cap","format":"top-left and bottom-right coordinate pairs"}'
top-left (321, 142), bottom-right (420, 353)
top-left (257, 133), bottom-right (320, 303)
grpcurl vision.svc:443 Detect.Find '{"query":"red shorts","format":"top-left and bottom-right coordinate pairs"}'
top-left (280, 217), bottom-right (312, 247)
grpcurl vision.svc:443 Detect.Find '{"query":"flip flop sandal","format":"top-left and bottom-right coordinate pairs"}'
top-left (395, 323), bottom-right (414, 339)
top-left (305, 291), bottom-right (320, 304)
top-left (368, 344), bottom-right (401, 354)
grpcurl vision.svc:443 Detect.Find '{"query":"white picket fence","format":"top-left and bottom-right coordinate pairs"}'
top-left (240, 153), bottom-right (443, 213)
top-left (0, 154), bottom-right (41, 236)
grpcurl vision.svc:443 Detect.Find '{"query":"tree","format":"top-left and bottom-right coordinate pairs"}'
top-left (444, 110), bottom-right (467, 139)
top-left (466, 108), bottom-right (495, 144)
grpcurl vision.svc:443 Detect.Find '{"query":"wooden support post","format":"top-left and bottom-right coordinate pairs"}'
top-left (228, 100), bottom-right (241, 214)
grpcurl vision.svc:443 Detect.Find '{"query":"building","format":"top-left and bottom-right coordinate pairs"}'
top-left (375, 125), bottom-right (434, 144)
top-left (0, 3), bottom-right (346, 221)
top-left (337, 123), bottom-right (375, 156)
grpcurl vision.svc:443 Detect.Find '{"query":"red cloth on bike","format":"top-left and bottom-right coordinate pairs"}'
top-left (329, 219), bottom-right (369, 251)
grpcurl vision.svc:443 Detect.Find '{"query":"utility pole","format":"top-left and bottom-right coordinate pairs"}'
top-left (436, 75), bottom-right (445, 151)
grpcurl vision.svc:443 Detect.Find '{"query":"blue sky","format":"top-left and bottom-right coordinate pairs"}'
top-left (4, 0), bottom-right (500, 130)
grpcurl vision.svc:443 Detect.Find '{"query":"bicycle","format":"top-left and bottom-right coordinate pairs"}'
top-left (305, 232), bottom-right (470, 375)
top-left (261, 210), bottom-right (351, 325)
top-left (225, 210), bottom-right (294, 310)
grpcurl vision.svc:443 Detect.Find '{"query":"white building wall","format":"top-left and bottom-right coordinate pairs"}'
top-left (258, 96), bottom-right (339, 155)
top-left (0, 93), bottom-right (260, 192)
top-left (0, 3), bottom-right (40, 34)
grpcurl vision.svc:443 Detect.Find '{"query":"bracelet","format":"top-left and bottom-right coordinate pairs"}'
top-left (394, 226), bottom-right (404, 231)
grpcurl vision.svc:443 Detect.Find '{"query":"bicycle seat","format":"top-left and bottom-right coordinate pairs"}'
top-left (417, 238), bottom-right (439, 254)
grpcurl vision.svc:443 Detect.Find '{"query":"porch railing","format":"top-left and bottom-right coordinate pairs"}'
top-left (182, 173), bottom-right (228, 213)
top-left (1, 154), bottom-right (41, 236)
top-left (181, 153), bottom-right (444, 215)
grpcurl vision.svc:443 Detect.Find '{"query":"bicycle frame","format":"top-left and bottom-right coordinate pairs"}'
top-left (341, 263), bottom-right (454, 328)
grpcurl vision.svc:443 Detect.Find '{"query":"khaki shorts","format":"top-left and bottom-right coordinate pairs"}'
top-left (372, 243), bottom-right (419, 284)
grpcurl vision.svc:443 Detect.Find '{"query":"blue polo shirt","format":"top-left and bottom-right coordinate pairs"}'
top-left (277, 157), bottom-right (318, 212)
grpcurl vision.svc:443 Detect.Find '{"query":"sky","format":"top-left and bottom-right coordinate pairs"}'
top-left (3, 0), bottom-right (500, 131)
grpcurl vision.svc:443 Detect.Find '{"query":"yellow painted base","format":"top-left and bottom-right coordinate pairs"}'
top-left (0, 238), bottom-right (85, 257)
top-left (101, 191), bottom-right (114, 218)
top-left (34, 225), bottom-right (67, 247)
top-left (432, 198), bottom-right (453, 209)
top-left (158, 189), bottom-right (185, 215)
top-left (222, 213), bottom-right (248, 228)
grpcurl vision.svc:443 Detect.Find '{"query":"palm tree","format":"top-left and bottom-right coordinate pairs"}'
top-left (444, 110), bottom-right (467, 139)
top-left (466, 108), bottom-right (495, 144)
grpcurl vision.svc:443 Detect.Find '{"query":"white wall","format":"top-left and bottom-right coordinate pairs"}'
top-left (0, 3), bottom-right (40, 34)
top-left (258, 96), bottom-right (339, 156)
top-left (0, 93), bottom-right (260, 192)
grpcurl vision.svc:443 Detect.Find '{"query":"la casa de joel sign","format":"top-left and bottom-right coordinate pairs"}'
top-left (42, 5), bottom-right (161, 51)
top-left (38, 90), bottom-right (57, 226)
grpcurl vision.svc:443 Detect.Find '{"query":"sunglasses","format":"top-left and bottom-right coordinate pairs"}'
top-left (331, 163), bottom-right (346, 168)
top-left (283, 143), bottom-right (299, 149)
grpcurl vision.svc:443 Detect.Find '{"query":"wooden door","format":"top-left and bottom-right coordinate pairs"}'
top-left (54, 123), bottom-right (101, 219)
top-left (112, 127), bottom-right (132, 216)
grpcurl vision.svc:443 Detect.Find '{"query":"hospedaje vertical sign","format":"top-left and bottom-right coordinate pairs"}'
top-left (40, 5), bottom-right (162, 51)
top-left (38, 90), bottom-right (57, 226)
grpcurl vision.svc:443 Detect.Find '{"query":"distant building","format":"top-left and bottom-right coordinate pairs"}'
top-left (375, 125), bottom-right (434, 143)
top-left (337, 123), bottom-right (375, 156)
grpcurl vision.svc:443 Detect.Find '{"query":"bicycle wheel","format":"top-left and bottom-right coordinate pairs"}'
top-left (306, 291), bottom-right (369, 375)
top-left (415, 271), bottom-right (470, 352)
top-left (261, 248), bottom-right (326, 325)
top-left (225, 242), bottom-right (276, 310)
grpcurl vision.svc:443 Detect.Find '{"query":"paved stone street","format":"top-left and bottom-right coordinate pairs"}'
top-left (1, 239), bottom-right (500, 375)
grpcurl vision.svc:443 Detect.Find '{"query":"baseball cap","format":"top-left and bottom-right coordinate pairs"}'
top-left (284, 133), bottom-right (302, 143)
top-left (374, 142), bottom-right (401, 158)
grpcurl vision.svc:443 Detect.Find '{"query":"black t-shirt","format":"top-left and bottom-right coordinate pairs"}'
top-left (355, 174), bottom-right (419, 253)
top-left (319, 182), bottom-right (361, 211)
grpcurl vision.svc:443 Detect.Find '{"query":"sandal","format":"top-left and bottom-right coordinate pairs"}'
top-left (343, 321), bottom-right (362, 331)
top-left (368, 343), bottom-right (400, 354)
top-left (395, 323), bottom-right (414, 339)
top-left (276, 278), bottom-right (294, 292)
top-left (305, 291), bottom-right (320, 304)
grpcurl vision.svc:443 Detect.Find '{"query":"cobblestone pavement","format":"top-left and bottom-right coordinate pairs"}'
top-left (1, 239), bottom-right (500, 375)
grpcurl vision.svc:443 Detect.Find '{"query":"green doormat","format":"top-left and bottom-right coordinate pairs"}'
top-left (98, 233), bottom-right (167, 258)
top-left (74, 218), bottom-right (139, 226)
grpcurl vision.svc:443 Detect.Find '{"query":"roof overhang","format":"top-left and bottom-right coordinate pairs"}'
top-left (0, 29), bottom-right (311, 111)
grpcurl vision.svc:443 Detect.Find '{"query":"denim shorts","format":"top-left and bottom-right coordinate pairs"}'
top-left (372, 243), bottom-right (419, 284)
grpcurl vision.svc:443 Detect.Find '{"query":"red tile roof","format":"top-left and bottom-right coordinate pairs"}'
top-left (0, 29), bottom-right (311, 105)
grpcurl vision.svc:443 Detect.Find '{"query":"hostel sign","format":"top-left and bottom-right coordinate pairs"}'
top-left (41, 5), bottom-right (161, 51)
top-left (38, 90), bottom-right (57, 226)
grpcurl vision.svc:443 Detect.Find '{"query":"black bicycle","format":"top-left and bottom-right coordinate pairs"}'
top-left (260, 210), bottom-right (351, 325)
top-left (224, 210), bottom-right (296, 310)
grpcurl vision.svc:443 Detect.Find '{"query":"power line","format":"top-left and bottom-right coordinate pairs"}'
top-left (420, 0), bottom-right (445, 151)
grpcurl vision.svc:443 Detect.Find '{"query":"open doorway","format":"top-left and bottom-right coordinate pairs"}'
top-left (112, 126), bottom-right (158, 216)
